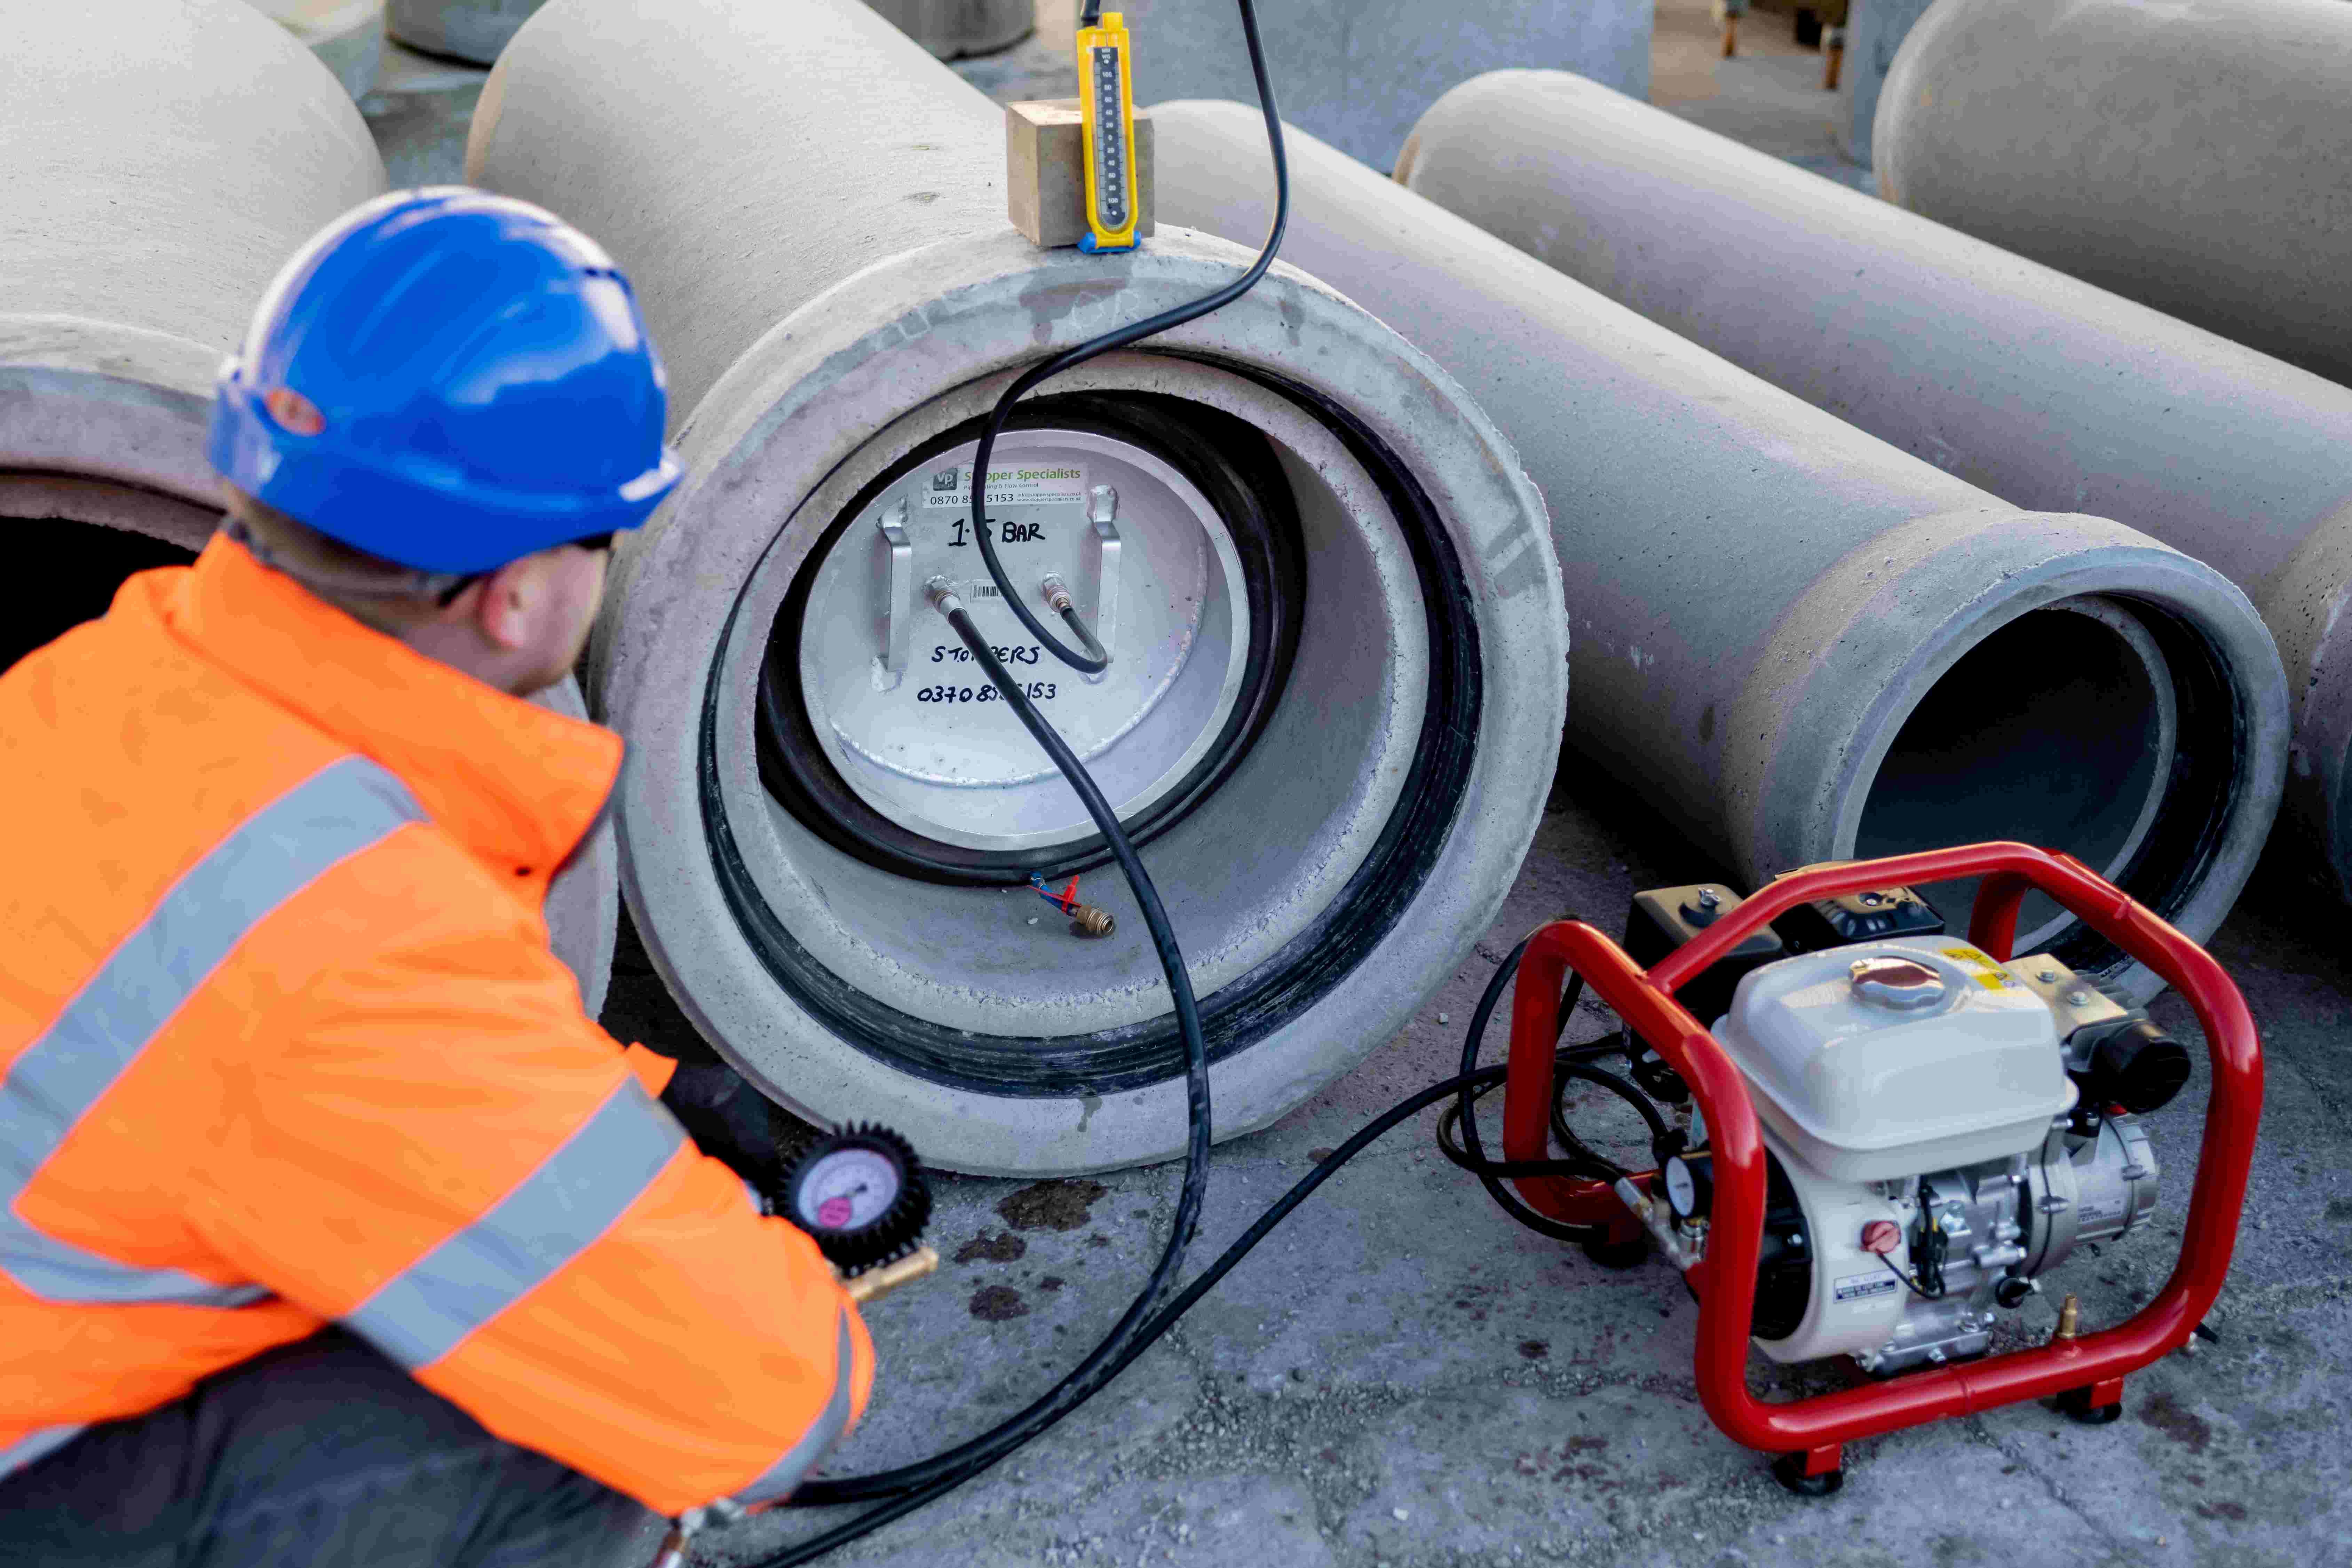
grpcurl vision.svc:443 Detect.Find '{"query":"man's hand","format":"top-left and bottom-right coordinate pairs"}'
top-left (657, 1061), bottom-right (797, 1208)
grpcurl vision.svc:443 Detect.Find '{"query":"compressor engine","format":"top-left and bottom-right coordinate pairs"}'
top-left (1619, 884), bottom-right (2190, 1375)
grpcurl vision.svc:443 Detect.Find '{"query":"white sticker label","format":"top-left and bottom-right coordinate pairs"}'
top-left (922, 462), bottom-right (1087, 510)
top-left (1833, 1271), bottom-right (1902, 1303)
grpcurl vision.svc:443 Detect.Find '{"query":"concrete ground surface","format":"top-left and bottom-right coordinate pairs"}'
top-left (356, 12), bottom-right (2347, 1566)
top-left (1650, 0), bottom-right (1872, 188)
top-left (600, 753), bottom-right (2352, 1568)
top-left (358, 39), bottom-right (488, 186)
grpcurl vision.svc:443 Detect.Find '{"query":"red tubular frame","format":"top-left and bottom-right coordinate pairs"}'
top-left (1500, 842), bottom-right (2261, 1457)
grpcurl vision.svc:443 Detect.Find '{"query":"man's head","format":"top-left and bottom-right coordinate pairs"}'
top-left (220, 485), bottom-right (610, 697)
top-left (208, 189), bottom-right (678, 696)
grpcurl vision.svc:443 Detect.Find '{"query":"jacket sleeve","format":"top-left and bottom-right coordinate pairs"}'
top-left (184, 841), bottom-right (872, 1516)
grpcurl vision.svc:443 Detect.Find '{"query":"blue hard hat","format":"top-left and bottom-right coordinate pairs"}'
top-left (209, 188), bottom-right (682, 575)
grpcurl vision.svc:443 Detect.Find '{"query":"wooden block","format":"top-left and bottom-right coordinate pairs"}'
top-left (1006, 98), bottom-right (1155, 250)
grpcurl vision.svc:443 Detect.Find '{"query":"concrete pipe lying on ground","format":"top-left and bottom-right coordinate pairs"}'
top-left (387, 0), bottom-right (544, 64)
top-left (1391, 71), bottom-right (2352, 909)
top-left (0, 0), bottom-right (618, 1011)
top-left (468, 0), bottom-right (1567, 1175)
top-left (864, 0), bottom-right (1033, 60)
top-left (1153, 98), bottom-right (2288, 1001)
top-left (1873, 0), bottom-right (2352, 390)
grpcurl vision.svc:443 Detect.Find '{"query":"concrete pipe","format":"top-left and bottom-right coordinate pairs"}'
top-left (864, 0), bottom-right (1034, 60)
top-left (387, 0), bottom-right (545, 65)
top-left (531, 677), bottom-right (623, 1018)
top-left (1154, 99), bottom-right (2288, 1001)
top-left (2, 0), bottom-right (383, 559)
top-left (1873, 0), bottom-right (2352, 390)
top-left (1391, 71), bottom-right (2352, 907)
top-left (252, 0), bottom-right (388, 99)
top-left (468, 0), bottom-right (1567, 1175)
top-left (0, 0), bottom-right (618, 1012)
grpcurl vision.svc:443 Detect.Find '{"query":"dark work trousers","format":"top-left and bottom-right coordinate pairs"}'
top-left (0, 1330), bottom-right (664, 1568)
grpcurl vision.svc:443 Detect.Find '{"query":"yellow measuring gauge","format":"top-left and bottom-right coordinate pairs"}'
top-left (1076, 10), bottom-right (1139, 252)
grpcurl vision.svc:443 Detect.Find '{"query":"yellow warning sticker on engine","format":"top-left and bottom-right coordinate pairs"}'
top-left (1940, 947), bottom-right (2008, 990)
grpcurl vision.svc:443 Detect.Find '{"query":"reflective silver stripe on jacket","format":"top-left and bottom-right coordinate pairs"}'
top-left (345, 1078), bottom-right (685, 1368)
top-left (0, 1422), bottom-right (86, 1485)
top-left (0, 757), bottom-right (424, 1307)
top-left (732, 1313), bottom-right (861, 1505)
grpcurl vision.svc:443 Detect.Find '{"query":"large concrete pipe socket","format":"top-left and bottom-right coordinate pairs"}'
top-left (1392, 72), bottom-right (2352, 906)
top-left (1873, 0), bottom-right (2352, 390)
top-left (387, 0), bottom-right (545, 64)
top-left (863, 0), bottom-right (1034, 60)
top-left (1153, 100), bottom-right (2288, 1001)
top-left (468, 0), bottom-right (1567, 1175)
top-left (0, 0), bottom-right (618, 1011)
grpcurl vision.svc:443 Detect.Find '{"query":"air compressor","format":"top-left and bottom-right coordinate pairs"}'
top-left (1481, 843), bottom-right (2258, 1494)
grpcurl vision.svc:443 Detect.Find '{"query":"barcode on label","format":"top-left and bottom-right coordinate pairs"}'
top-left (969, 584), bottom-right (1003, 598)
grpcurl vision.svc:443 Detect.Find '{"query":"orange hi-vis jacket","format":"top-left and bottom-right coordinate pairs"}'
top-left (0, 535), bottom-right (871, 1515)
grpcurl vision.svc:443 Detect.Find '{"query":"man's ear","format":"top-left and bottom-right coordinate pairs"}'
top-left (469, 555), bottom-right (545, 652)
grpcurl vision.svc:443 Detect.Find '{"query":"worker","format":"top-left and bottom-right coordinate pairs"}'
top-left (0, 190), bottom-right (870, 1566)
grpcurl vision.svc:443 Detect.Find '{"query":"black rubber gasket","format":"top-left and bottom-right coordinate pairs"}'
top-left (2039, 597), bottom-right (2246, 979)
top-left (698, 365), bottom-right (1483, 1098)
top-left (754, 392), bottom-right (1304, 886)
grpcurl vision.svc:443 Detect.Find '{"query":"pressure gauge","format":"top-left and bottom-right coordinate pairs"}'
top-left (1663, 1153), bottom-right (1713, 1221)
top-left (779, 1124), bottom-right (931, 1273)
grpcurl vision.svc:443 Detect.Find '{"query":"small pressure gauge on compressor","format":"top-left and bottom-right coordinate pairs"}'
top-left (1663, 1152), bottom-right (1713, 1222)
top-left (778, 1124), bottom-right (932, 1273)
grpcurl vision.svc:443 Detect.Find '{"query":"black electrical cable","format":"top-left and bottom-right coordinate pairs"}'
top-left (1911, 1178), bottom-right (1949, 1299)
top-left (770, 1026), bottom-right (1690, 1565)
top-left (748, 8), bottom-right (1291, 1552)
top-left (1431, 1049), bottom-right (1630, 1182)
top-left (1876, 1253), bottom-right (1945, 1302)
top-left (752, 1065), bottom-right (1510, 1565)
top-left (1448, 941), bottom-right (1618, 1243)
top-left (755, 896), bottom-right (1666, 1562)
top-left (1545, 1061), bottom-right (1673, 1181)
top-left (962, 0), bottom-right (1287, 674)
top-left (778, 602), bottom-right (1210, 1521)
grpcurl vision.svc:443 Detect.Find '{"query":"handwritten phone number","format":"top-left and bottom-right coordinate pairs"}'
top-left (916, 682), bottom-right (1059, 704)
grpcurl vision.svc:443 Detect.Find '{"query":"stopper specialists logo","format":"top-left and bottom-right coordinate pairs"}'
top-left (922, 463), bottom-right (1089, 509)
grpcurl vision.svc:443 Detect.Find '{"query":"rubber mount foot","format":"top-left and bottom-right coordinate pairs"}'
top-left (1581, 1233), bottom-right (1649, 1270)
top-left (1771, 1452), bottom-right (1844, 1496)
top-left (2055, 1388), bottom-right (2124, 1425)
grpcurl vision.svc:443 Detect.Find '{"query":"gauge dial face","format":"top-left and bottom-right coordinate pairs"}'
top-left (795, 1146), bottom-right (904, 1234)
top-left (1664, 1156), bottom-right (1698, 1219)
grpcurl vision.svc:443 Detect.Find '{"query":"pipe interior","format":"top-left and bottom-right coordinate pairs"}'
top-left (738, 403), bottom-right (1420, 1030)
top-left (2, 506), bottom-right (203, 672)
top-left (706, 366), bottom-right (1480, 1095)
top-left (1853, 599), bottom-right (2178, 955)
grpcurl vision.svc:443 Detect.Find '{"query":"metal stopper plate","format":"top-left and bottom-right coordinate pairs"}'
top-left (796, 428), bottom-right (1251, 852)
